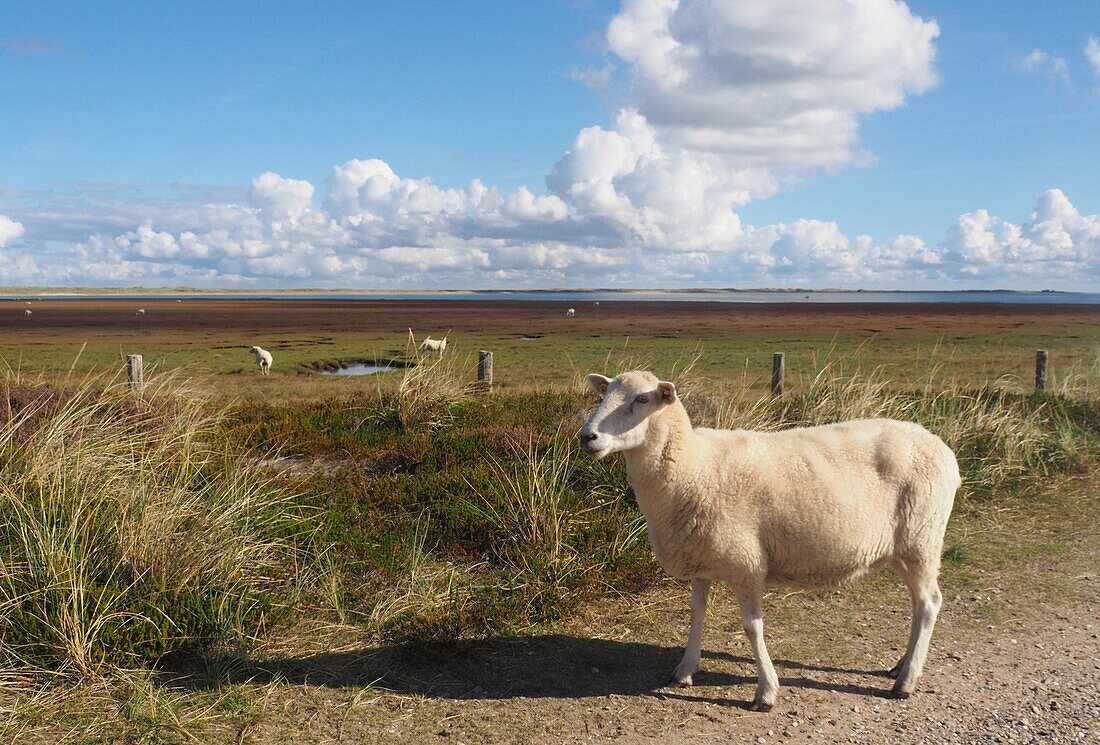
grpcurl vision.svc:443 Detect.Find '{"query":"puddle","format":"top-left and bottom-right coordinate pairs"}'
top-left (308, 357), bottom-right (414, 376)
top-left (518, 334), bottom-right (543, 341)
top-left (320, 363), bottom-right (393, 376)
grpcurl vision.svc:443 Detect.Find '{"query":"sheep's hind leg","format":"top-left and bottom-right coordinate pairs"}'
top-left (887, 586), bottom-right (921, 679)
top-left (671, 579), bottom-right (712, 686)
top-left (739, 594), bottom-right (779, 711)
top-left (891, 564), bottom-right (943, 698)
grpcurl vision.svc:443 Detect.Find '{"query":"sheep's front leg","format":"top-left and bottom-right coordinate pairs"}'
top-left (672, 579), bottom-right (712, 686)
top-left (739, 594), bottom-right (779, 711)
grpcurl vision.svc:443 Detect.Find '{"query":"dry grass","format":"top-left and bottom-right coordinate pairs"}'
top-left (465, 437), bottom-right (616, 589)
top-left (0, 370), bottom-right (305, 680)
top-left (369, 342), bottom-right (476, 432)
top-left (689, 351), bottom-right (1093, 499)
top-left (360, 513), bottom-right (469, 635)
top-left (0, 668), bottom-right (244, 744)
top-left (1054, 348), bottom-right (1100, 399)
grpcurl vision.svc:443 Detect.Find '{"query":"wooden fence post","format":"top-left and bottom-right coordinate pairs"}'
top-left (126, 354), bottom-right (144, 393)
top-left (478, 350), bottom-right (494, 391)
top-left (1035, 350), bottom-right (1048, 392)
top-left (771, 352), bottom-right (785, 398)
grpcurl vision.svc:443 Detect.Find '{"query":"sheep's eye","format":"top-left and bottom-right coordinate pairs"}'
top-left (634, 395), bottom-right (650, 405)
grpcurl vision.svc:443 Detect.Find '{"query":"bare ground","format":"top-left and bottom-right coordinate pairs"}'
top-left (5, 297), bottom-right (1099, 345)
top-left (183, 526), bottom-right (1099, 744)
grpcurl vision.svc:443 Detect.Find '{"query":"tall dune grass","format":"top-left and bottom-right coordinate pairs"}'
top-left (463, 436), bottom-right (642, 600)
top-left (690, 357), bottom-right (1093, 498)
top-left (0, 373), bottom-right (303, 678)
top-left (369, 342), bottom-right (474, 432)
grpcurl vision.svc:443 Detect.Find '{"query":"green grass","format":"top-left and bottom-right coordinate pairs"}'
top-left (4, 299), bottom-right (1099, 404)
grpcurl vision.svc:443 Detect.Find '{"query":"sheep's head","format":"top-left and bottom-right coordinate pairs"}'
top-left (250, 346), bottom-right (262, 355)
top-left (579, 370), bottom-right (677, 459)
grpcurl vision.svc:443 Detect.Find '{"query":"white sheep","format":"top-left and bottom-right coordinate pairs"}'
top-left (566, 308), bottom-right (576, 317)
top-left (250, 346), bottom-right (273, 375)
top-left (24, 309), bottom-right (32, 316)
top-left (419, 335), bottom-right (448, 356)
top-left (136, 308), bottom-right (146, 315)
top-left (580, 370), bottom-right (959, 710)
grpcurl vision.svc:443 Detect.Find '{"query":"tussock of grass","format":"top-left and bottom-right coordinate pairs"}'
top-left (460, 437), bottom-right (646, 619)
top-left (0, 373), bottom-right (303, 678)
top-left (369, 343), bottom-right (475, 432)
top-left (360, 512), bottom-right (467, 635)
top-left (1055, 349), bottom-right (1100, 400)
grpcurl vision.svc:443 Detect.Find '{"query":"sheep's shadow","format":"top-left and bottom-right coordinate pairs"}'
top-left (162, 635), bottom-right (892, 707)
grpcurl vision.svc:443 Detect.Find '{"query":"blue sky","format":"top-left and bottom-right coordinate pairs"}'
top-left (1, 0), bottom-right (1099, 288)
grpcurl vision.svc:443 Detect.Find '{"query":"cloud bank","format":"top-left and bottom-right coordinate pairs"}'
top-left (0, 1), bottom-right (1095, 289)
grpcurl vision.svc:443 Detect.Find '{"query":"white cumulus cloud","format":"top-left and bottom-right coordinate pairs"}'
top-left (606, 0), bottom-right (939, 168)
top-left (940, 189), bottom-right (1100, 280)
top-left (250, 171), bottom-right (315, 222)
top-left (0, 214), bottom-right (25, 248)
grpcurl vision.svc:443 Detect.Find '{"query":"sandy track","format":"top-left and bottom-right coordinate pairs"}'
top-left (226, 532), bottom-right (1098, 744)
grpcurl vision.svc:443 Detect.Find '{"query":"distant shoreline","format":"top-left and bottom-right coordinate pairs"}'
top-left (0, 286), bottom-right (1084, 297)
top-left (4, 288), bottom-right (1098, 305)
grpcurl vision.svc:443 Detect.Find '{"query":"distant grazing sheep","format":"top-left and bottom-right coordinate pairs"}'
top-left (580, 371), bottom-right (960, 710)
top-left (136, 308), bottom-right (146, 315)
top-left (419, 336), bottom-right (448, 355)
top-left (565, 308), bottom-right (575, 317)
top-left (23, 309), bottom-right (32, 316)
top-left (250, 346), bottom-right (273, 375)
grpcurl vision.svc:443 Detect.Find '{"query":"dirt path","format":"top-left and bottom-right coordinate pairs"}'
top-left (231, 530), bottom-right (1099, 745)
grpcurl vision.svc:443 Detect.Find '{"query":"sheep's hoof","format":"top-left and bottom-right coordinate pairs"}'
top-left (887, 657), bottom-right (907, 679)
top-left (668, 673), bottom-right (693, 687)
top-left (888, 687), bottom-right (913, 700)
top-left (749, 699), bottom-right (773, 713)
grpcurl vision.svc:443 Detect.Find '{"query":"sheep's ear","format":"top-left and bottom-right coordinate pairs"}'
top-left (657, 380), bottom-right (677, 403)
top-left (585, 373), bottom-right (612, 395)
